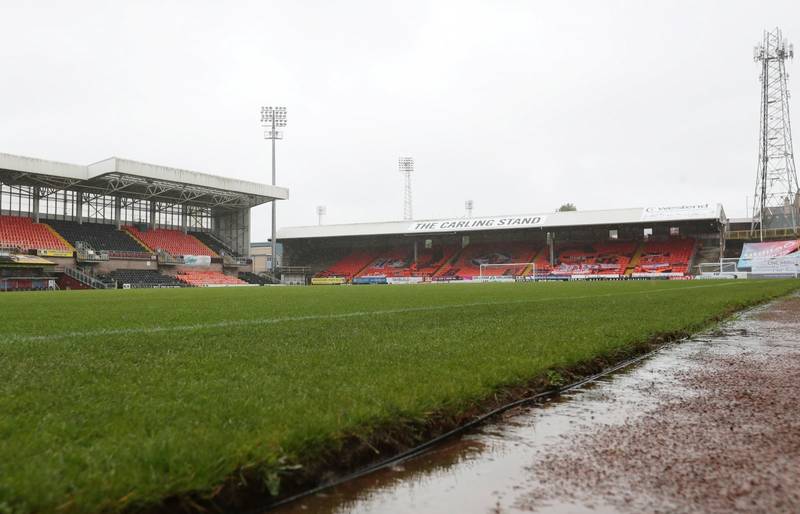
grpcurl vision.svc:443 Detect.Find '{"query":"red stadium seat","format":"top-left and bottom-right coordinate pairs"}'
top-left (435, 242), bottom-right (538, 279)
top-left (634, 238), bottom-right (695, 274)
top-left (0, 216), bottom-right (72, 252)
top-left (176, 271), bottom-right (247, 286)
top-left (125, 226), bottom-right (217, 257)
top-left (315, 249), bottom-right (378, 280)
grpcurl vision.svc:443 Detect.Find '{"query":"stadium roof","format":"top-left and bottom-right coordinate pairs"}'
top-left (0, 152), bottom-right (288, 210)
top-left (279, 204), bottom-right (726, 240)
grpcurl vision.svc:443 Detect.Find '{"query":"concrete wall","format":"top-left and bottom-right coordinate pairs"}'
top-left (214, 207), bottom-right (251, 256)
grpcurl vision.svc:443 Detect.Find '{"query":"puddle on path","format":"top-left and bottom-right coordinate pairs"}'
top-left (271, 296), bottom-right (800, 514)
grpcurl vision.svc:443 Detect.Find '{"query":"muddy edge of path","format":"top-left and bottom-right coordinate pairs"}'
top-left (517, 294), bottom-right (800, 514)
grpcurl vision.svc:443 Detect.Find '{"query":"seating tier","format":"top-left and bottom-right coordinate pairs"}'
top-left (635, 239), bottom-right (695, 274)
top-left (435, 242), bottom-right (538, 279)
top-left (125, 227), bottom-right (216, 257)
top-left (315, 249), bottom-right (377, 280)
top-left (105, 269), bottom-right (184, 288)
top-left (0, 216), bottom-right (72, 252)
top-left (47, 221), bottom-right (151, 258)
top-left (177, 271), bottom-right (247, 286)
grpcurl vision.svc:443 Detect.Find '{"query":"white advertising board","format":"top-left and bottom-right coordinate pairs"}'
top-left (182, 255), bottom-right (212, 266)
top-left (640, 204), bottom-right (718, 222)
top-left (750, 253), bottom-right (800, 273)
top-left (471, 276), bottom-right (516, 283)
top-left (408, 215), bottom-right (546, 234)
top-left (386, 277), bottom-right (425, 285)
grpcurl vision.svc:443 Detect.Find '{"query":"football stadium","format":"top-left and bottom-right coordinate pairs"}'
top-left (0, 152), bottom-right (794, 291)
top-left (2, 151), bottom-right (800, 513)
top-left (3, 8), bottom-right (800, 514)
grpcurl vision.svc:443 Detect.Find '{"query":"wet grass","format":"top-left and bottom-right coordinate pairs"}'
top-left (1, 279), bottom-right (798, 514)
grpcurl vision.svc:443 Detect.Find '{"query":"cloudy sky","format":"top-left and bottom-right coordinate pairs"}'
top-left (1, 1), bottom-right (799, 240)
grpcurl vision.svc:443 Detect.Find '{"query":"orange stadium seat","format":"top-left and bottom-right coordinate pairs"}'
top-left (635, 238), bottom-right (695, 275)
top-left (435, 242), bottom-right (538, 279)
top-left (0, 216), bottom-right (72, 252)
top-left (176, 271), bottom-right (247, 286)
top-left (551, 241), bottom-right (637, 275)
top-left (316, 249), bottom-right (378, 280)
top-left (125, 226), bottom-right (217, 257)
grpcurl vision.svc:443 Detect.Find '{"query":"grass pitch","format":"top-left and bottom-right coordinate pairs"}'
top-left (1, 279), bottom-right (798, 514)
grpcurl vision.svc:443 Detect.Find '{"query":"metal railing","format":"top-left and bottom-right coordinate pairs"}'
top-left (156, 250), bottom-right (182, 265)
top-left (222, 254), bottom-right (253, 267)
top-left (63, 266), bottom-right (111, 289)
top-left (75, 241), bottom-right (109, 262)
top-left (726, 227), bottom-right (800, 240)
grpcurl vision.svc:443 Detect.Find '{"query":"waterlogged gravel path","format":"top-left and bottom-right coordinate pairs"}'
top-left (273, 294), bottom-right (800, 514)
top-left (519, 294), bottom-right (800, 513)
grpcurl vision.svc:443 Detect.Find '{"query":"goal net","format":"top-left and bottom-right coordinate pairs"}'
top-left (478, 262), bottom-right (537, 278)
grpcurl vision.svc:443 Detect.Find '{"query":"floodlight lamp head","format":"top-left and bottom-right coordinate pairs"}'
top-left (398, 157), bottom-right (414, 173)
top-left (260, 106), bottom-right (288, 127)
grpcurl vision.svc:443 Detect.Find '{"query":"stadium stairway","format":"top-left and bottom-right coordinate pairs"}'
top-left (624, 242), bottom-right (646, 276)
top-left (523, 247), bottom-right (548, 275)
top-left (689, 237), bottom-right (718, 274)
top-left (43, 224), bottom-right (76, 252)
top-left (428, 245), bottom-right (463, 278)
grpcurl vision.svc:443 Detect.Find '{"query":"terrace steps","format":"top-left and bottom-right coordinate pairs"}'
top-left (123, 227), bottom-right (154, 252)
top-left (624, 241), bottom-right (646, 276)
top-left (525, 246), bottom-right (548, 275)
top-left (43, 224), bottom-right (75, 252)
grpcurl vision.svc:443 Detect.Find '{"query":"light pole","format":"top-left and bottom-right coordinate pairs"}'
top-left (261, 106), bottom-right (287, 275)
top-left (316, 205), bottom-right (326, 225)
top-left (465, 199), bottom-right (474, 218)
top-left (398, 157), bottom-right (414, 221)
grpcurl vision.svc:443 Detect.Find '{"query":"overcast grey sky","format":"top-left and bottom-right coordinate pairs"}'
top-left (1, 1), bottom-right (799, 240)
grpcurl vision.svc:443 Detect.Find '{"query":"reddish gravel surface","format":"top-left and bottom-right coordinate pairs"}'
top-left (518, 295), bottom-right (800, 513)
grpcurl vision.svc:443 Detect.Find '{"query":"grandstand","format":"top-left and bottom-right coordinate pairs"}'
top-left (0, 152), bottom-right (287, 291)
top-left (278, 205), bottom-right (725, 284)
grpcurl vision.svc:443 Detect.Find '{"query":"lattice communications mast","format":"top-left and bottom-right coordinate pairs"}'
top-left (752, 28), bottom-right (799, 240)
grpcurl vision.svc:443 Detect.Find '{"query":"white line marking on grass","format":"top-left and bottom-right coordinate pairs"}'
top-left (1, 282), bottom-right (743, 344)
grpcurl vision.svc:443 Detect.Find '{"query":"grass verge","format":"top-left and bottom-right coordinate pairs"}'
top-left (0, 279), bottom-right (798, 513)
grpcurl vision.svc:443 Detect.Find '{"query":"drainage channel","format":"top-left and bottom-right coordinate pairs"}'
top-left (269, 295), bottom-right (800, 514)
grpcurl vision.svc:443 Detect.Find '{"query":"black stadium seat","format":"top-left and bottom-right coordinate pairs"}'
top-left (47, 221), bottom-right (151, 258)
top-left (190, 231), bottom-right (237, 257)
top-left (104, 269), bottom-right (185, 288)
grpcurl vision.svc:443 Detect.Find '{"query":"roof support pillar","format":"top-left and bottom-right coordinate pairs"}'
top-left (181, 206), bottom-right (187, 234)
top-left (76, 193), bottom-right (83, 224)
top-left (33, 186), bottom-right (40, 223)
top-left (150, 202), bottom-right (156, 230)
top-left (114, 197), bottom-right (122, 229)
top-left (0, 181), bottom-right (3, 215)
